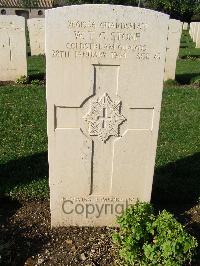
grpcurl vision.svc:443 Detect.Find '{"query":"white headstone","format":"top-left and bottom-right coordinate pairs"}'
top-left (46, 5), bottom-right (169, 227)
top-left (183, 22), bottom-right (188, 30)
top-left (164, 19), bottom-right (182, 81)
top-left (194, 22), bottom-right (200, 48)
top-left (193, 23), bottom-right (198, 42)
top-left (191, 22), bottom-right (195, 41)
top-left (28, 18), bottom-right (45, 55)
top-left (196, 23), bottom-right (200, 48)
top-left (189, 22), bottom-right (194, 38)
top-left (0, 15), bottom-right (27, 81)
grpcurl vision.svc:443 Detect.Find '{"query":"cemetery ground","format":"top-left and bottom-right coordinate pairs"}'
top-left (0, 31), bottom-right (200, 265)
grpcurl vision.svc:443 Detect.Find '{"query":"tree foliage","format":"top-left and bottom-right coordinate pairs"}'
top-left (144, 0), bottom-right (199, 22)
top-left (53, 0), bottom-right (200, 22)
top-left (53, 0), bottom-right (141, 6)
top-left (21, 0), bottom-right (39, 8)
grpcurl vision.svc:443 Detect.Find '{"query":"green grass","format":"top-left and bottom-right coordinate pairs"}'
top-left (175, 31), bottom-right (200, 84)
top-left (180, 30), bottom-right (195, 49)
top-left (157, 88), bottom-right (200, 166)
top-left (179, 48), bottom-right (200, 58)
top-left (152, 87), bottom-right (200, 204)
top-left (156, 29), bottom-right (200, 202)
top-left (179, 30), bottom-right (200, 59)
top-left (176, 59), bottom-right (200, 84)
top-left (0, 85), bottom-right (48, 199)
top-left (27, 55), bottom-right (46, 81)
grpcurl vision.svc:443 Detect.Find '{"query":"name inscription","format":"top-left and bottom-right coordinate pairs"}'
top-left (51, 20), bottom-right (161, 61)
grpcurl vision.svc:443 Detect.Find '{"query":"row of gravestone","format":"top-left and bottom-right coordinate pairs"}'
top-left (28, 18), bottom-right (45, 56)
top-left (0, 13), bottom-right (182, 82)
top-left (183, 22), bottom-right (189, 31)
top-left (1, 5), bottom-right (184, 227)
top-left (189, 22), bottom-right (200, 48)
top-left (0, 16), bottom-right (44, 81)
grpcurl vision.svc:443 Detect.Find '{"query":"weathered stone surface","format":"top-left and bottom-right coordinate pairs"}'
top-left (195, 23), bottom-right (200, 48)
top-left (0, 15), bottom-right (27, 81)
top-left (46, 5), bottom-right (169, 226)
top-left (189, 22), bottom-right (194, 39)
top-left (183, 22), bottom-right (188, 30)
top-left (194, 23), bottom-right (199, 45)
top-left (164, 19), bottom-right (182, 81)
top-left (28, 18), bottom-right (45, 55)
top-left (192, 22), bottom-right (198, 43)
top-left (189, 22), bottom-right (196, 41)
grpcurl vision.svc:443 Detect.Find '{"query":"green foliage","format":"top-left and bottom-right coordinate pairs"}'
top-left (31, 79), bottom-right (44, 86)
top-left (144, 0), bottom-right (198, 22)
top-left (21, 0), bottom-right (40, 8)
top-left (164, 79), bottom-right (179, 87)
top-left (54, 0), bottom-right (140, 5)
top-left (113, 202), bottom-right (198, 266)
top-left (0, 85), bottom-right (48, 200)
top-left (16, 75), bottom-right (28, 85)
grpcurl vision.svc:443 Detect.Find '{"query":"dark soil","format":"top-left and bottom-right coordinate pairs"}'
top-left (0, 198), bottom-right (118, 266)
top-left (0, 197), bottom-right (200, 266)
top-left (0, 81), bottom-right (15, 86)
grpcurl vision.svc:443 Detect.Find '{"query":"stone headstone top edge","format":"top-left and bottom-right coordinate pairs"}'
top-left (45, 4), bottom-right (170, 19)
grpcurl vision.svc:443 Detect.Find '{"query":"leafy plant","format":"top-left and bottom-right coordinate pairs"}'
top-left (16, 75), bottom-right (28, 84)
top-left (113, 202), bottom-right (198, 266)
top-left (31, 79), bottom-right (44, 86)
top-left (164, 79), bottom-right (179, 87)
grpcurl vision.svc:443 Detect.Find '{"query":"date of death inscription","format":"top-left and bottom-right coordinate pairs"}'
top-left (51, 20), bottom-right (161, 61)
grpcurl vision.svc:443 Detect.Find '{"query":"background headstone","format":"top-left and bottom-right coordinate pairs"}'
top-left (164, 19), bottom-right (182, 81)
top-left (28, 18), bottom-right (45, 55)
top-left (189, 22), bottom-right (194, 39)
top-left (194, 23), bottom-right (199, 45)
top-left (46, 5), bottom-right (169, 227)
top-left (191, 22), bottom-right (195, 41)
top-left (195, 23), bottom-right (200, 48)
top-left (183, 22), bottom-right (188, 30)
top-left (0, 15), bottom-right (27, 81)
top-left (193, 22), bottom-right (198, 42)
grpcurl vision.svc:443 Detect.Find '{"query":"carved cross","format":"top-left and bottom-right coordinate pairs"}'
top-left (98, 107), bottom-right (111, 129)
top-left (83, 92), bottom-right (126, 143)
top-left (55, 65), bottom-right (154, 196)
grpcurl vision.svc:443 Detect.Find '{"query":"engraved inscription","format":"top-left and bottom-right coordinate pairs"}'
top-left (51, 19), bottom-right (161, 61)
top-left (84, 93), bottom-right (126, 142)
top-left (8, 37), bottom-right (12, 61)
